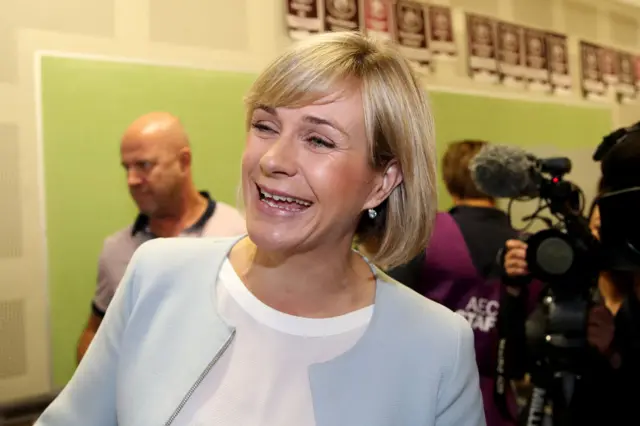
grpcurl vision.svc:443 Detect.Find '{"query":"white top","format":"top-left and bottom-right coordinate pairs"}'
top-left (172, 259), bottom-right (374, 426)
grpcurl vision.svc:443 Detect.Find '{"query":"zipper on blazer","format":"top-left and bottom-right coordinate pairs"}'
top-left (164, 329), bottom-right (236, 425)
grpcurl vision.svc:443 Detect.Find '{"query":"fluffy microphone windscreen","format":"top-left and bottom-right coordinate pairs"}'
top-left (469, 145), bottom-right (537, 198)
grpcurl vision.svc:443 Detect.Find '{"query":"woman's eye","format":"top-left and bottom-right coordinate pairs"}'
top-left (308, 136), bottom-right (335, 149)
top-left (251, 122), bottom-right (275, 133)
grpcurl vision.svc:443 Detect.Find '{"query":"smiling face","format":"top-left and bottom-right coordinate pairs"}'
top-left (242, 86), bottom-right (397, 255)
top-left (239, 32), bottom-right (437, 268)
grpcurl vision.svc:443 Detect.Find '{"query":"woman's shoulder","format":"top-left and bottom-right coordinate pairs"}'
top-left (377, 269), bottom-right (467, 322)
top-left (130, 236), bottom-right (239, 284)
top-left (375, 270), bottom-right (474, 359)
top-left (136, 235), bottom-right (237, 260)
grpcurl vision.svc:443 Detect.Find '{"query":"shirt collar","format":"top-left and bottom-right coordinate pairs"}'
top-left (131, 191), bottom-right (216, 236)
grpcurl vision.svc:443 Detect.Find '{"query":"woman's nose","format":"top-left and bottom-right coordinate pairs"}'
top-left (259, 135), bottom-right (297, 177)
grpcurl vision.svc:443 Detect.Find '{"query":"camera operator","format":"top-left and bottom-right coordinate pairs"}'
top-left (388, 140), bottom-right (540, 426)
top-left (502, 136), bottom-right (640, 425)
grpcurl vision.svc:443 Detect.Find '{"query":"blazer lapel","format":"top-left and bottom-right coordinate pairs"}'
top-left (122, 239), bottom-right (237, 426)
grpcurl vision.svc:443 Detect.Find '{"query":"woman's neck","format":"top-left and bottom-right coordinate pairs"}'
top-left (229, 237), bottom-right (376, 318)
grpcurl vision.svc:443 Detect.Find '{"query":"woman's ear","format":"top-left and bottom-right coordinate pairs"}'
top-left (364, 160), bottom-right (403, 210)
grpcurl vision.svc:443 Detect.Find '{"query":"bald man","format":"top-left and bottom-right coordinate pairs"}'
top-left (77, 112), bottom-right (246, 362)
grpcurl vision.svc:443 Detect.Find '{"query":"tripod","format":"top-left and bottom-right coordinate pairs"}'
top-left (520, 291), bottom-right (590, 426)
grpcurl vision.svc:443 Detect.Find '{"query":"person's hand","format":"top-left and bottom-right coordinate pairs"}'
top-left (504, 239), bottom-right (529, 277)
top-left (587, 304), bottom-right (620, 369)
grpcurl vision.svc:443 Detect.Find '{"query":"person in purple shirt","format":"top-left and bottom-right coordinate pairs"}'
top-left (388, 140), bottom-right (533, 426)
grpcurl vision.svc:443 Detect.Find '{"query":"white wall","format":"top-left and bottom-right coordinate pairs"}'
top-left (0, 0), bottom-right (639, 401)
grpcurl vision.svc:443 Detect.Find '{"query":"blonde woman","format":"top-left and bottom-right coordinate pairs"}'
top-left (36, 32), bottom-right (485, 426)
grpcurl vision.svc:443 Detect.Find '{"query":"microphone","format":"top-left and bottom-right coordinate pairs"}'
top-left (470, 145), bottom-right (572, 199)
top-left (469, 145), bottom-right (538, 198)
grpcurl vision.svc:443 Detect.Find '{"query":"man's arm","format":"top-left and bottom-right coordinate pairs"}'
top-left (76, 244), bottom-right (112, 364)
top-left (76, 310), bottom-right (103, 363)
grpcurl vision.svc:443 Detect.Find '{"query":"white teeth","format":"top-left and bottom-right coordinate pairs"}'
top-left (263, 199), bottom-right (301, 211)
top-left (260, 189), bottom-right (311, 207)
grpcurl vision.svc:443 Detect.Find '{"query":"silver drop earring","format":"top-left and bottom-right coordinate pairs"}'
top-left (368, 208), bottom-right (377, 219)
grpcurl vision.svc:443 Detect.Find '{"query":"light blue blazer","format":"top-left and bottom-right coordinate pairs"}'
top-left (36, 237), bottom-right (486, 426)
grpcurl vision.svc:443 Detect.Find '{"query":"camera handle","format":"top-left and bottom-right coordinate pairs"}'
top-left (520, 292), bottom-right (589, 426)
top-left (521, 369), bottom-right (581, 426)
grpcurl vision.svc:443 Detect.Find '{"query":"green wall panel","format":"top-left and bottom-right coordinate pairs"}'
top-left (40, 57), bottom-right (613, 386)
top-left (41, 56), bottom-right (256, 386)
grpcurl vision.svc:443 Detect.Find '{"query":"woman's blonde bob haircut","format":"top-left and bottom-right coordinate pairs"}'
top-left (244, 31), bottom-right (437, 269)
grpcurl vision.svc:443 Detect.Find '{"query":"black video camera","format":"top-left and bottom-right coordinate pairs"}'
top-left (505, 119), bottom-right (640, 294)
top-left (510, 154), bottom-right (600, 298)
top-left (500, 122), bottom-right (640, 426)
